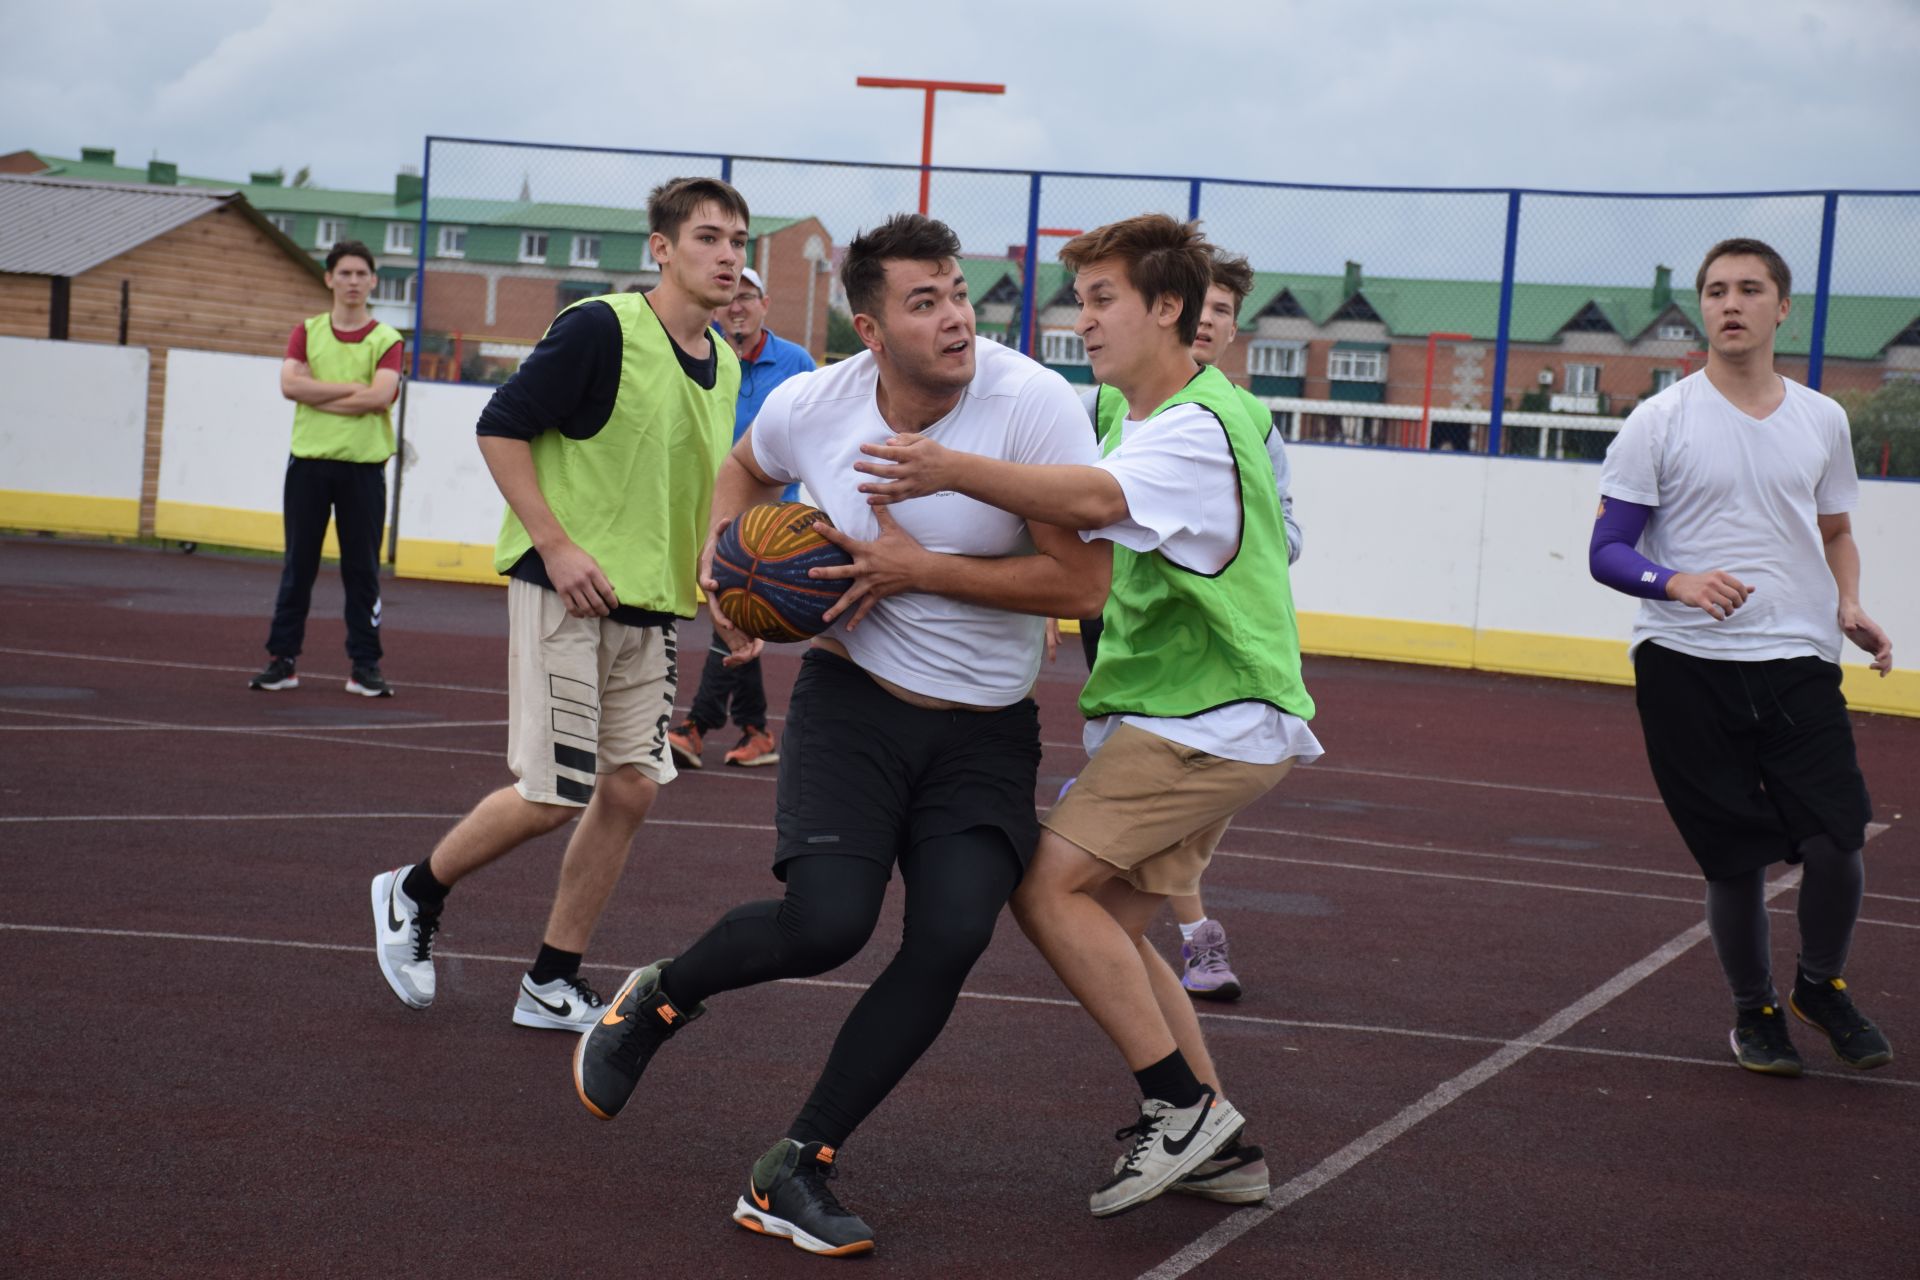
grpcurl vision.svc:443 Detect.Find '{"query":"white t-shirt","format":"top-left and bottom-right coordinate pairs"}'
top-left (1079, 402), bottom-right (1324, 767)
top-left (1077, 386), bottom-right (1302, 562)
top-left (751, 338), bottom-right (1097, 705)
top-left (1597, 371), bottom-right (1859, 663)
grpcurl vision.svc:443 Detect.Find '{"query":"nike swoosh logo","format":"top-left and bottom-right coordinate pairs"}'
top-left (750, 1182), bottom-right (771, 1211)
top-left (523, 985), bottom-right (572, 1017)
top-left (1160, 1096), bottom-right (1215, 1158)
top-left (386, 880), bottom-right (405, 935)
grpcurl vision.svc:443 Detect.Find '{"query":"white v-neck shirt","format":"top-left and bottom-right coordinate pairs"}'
top-left (750, 338), bottom-right (1097, 705)
top-left (1598, 371), bottom-right (1858, 663)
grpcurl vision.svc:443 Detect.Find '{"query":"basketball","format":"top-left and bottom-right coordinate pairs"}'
top-left (710, 501), bottom-right (854, 642)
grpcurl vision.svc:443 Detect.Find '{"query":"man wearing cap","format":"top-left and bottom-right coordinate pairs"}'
top-left (667, 266), bottom-right (817, 770)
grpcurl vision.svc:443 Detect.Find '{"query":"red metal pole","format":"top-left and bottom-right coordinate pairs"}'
top-left (919, 89), bottom-right (936, 215)
top-left (857, 77), bottom-right (1005, 218)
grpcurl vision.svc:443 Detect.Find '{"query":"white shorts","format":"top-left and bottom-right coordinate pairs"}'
top-left (506, 577), bottom-right (680, 805)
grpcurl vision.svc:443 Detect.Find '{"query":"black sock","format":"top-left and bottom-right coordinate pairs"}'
top-left (401, 860), bottom-right (449, 912)
top-left (528, 943), bottom-right (582, 986)
top-left (1133, 1050), bottom-right (1205, 1108)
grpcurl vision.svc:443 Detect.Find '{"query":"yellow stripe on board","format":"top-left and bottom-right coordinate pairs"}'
top-left (393, 538), bottom-right (503, 586)
top-left (152, 501), bottom-right (343, 558)
top-left (0, 491), bottom-right (140, 538)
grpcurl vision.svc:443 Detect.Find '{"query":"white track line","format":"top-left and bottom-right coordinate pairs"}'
top-left (4, 812), bottom-right (1912, 920)
top-left (1227, 822), bottom-right (1703, 882)
top-left (4, 645), bottom-right (1689, 808)
top-left (0, 646), bottom-right (512, 696)
top-left (1137, 867), bottom-right (1809, 1280)
top-left (5, 911), bottom-right (1911, 1100)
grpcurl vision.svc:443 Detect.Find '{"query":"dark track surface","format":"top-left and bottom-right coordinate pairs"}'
top-left (2, 538), bottom-right (1915, 1279)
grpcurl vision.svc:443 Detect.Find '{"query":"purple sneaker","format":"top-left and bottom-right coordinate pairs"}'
top-left (1180, 920), bottom-right (1242, 1002)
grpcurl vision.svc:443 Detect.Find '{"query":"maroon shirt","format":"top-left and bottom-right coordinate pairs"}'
top-left (286, 318), bottom-right (406, 374)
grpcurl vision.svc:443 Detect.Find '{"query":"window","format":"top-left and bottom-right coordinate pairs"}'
top-left (978, 329), bottom-right (1012, 346)
top-left (438, 226), bottom-right (467, 258)
top-left (570, 235), bottom-right (601, 268)
top-left (385, 223), bottom-right (416, 255)
top-left (372, 272), bottom-right (414, 305)
top-left (316, 218), bottom-right (346, 247)
top-left (1650, 368), bottom-right (1678, 393)
top-left (1041, 330), bottom-right (1088, 365)
top-left (1564, 363), bottom-right (1600, 395)
top-left (268, 214), bottom-right (295, 237)
top-left (1247, 341), bottom-right (1305, 378)
top-left (1657, 323), bottom-right (1694, 342)
top-left (557, 280), bottom-right (610, 309)
top-left (1328, 348), bottom-right (1385, 382)
top-left (519, 232), bottom-right (550, 264)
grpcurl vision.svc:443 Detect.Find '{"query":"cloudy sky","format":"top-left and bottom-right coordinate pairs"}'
top-left (8, 0), bottom-right (1919, 286)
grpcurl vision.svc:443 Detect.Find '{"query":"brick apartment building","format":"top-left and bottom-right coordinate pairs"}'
top-left (983, 253), bottom-right (1919, 447)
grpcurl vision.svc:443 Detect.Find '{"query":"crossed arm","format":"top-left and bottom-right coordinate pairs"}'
top-left (280, 359), bottom-right (400, 416)
top-left (702, 432), bottom-right (1112, 651)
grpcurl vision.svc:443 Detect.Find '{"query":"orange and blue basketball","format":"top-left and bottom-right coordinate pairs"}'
top-left (711, 501), bottom-right (854, 643)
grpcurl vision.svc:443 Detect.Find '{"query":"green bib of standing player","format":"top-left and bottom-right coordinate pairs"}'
top-left (493, 292), bottom-right (739, 618)
top-left (1081, 366), bottom-right (1314, 722)
top-left (291, 314), bottom-right (402, 463)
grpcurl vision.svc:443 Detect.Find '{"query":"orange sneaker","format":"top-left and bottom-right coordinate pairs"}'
top-left (724, 726), bottom-right (780, 768)
top-left (666, 721), bottom-right (704, 770)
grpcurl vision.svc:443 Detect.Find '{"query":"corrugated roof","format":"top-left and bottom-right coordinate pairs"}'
top-left (0, 173), bottom-right (240, 276)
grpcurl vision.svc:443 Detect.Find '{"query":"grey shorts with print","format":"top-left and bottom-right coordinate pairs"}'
top-left (506, 577), bottom-right (680, 806)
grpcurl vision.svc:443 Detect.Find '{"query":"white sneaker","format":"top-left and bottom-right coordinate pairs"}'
top-left (1090, 1090), bottom-right (1243, 1217)
top-left (1170, 1135), bottom-right (1270, 1204)
top-left (511, 972), bottom-right (607, 1031)
top-left (371, 867), bottom-right (438, 1009)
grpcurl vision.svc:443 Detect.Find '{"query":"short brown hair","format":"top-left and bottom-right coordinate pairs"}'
top-left (324, 240), bottom-right (377, 273)
top-left (647, 177), bottom-right (750, 243)
top-left (1207, 250), bottom-right (1255, 309)
top-left (840, 213), bottom-right (963, 318)
top-left (1696, 237), bottom-right (1791, 298)
top-left (1061, 215), bottom-right (1211, 344)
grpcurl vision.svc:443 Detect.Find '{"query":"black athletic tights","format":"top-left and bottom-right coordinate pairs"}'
top-left (659, 831), bottom-right (1022, 1148)
top-left (1707, 834), bottom-right (1865, 1010)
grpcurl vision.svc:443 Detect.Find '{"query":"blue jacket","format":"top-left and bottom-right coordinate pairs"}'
top-left (723, 326), bottom-right (816, 500)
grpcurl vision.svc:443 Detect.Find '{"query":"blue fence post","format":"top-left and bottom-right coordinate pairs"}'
top-left (1486, 190), bottom-right (1522, 456)
top-left (1017, 172), bottom-right (1042, 356)
top-left (1187, 179), bottom-right (1202, 223)
top-left (409, 137), bottom-right (431, 381)
top-left (720, 155), bottom-right (733, 184)
top-left (1807, 192), bottom-right (1838, 391)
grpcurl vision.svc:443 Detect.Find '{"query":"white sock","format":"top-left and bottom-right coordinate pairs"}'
top-left (1178, 917), bottom-right (1209, 942)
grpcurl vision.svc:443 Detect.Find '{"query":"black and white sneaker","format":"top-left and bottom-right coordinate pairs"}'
top-left (346, 665), bottom-right (394, 698)
top-left (733, 1139), bottom-right (875, 1257)
top-left (370, 867), bottom-right (438, 1009)
top-left (1091, 1089), bottom-right (1244, 1217)
top-left (249, 656), bottom-right (298, 691)
top-left (512, 973), bottom-right (607, 1031)
top-left (1730, 1003), bottom-right (1803, 1077)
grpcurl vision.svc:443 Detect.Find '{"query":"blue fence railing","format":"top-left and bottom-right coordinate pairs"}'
top-left (400, 136), bottom-right (1920, 476)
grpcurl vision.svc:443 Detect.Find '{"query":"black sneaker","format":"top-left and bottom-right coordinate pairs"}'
top-left (346, 665), bottom-right (394, 698)
top-left (249, 656), bottom-right (298, 691)
top-left (571, 960), bottom-right (702, 1120)
top-left (1790, 970), bottom-right (1894, 1070)
top-left (733, 1139), bottom-right (875, 1257)
top-left (1730, 1003), bottom-right (1803, 1077)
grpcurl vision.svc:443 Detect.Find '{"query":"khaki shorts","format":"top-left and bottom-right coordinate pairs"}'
top-left (1042, 723), bottom-right (1293, 897)
top-left (506, 577), bottom-right (680, 806)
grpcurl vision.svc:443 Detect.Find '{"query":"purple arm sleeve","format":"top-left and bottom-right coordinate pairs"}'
top-left (1589, 498), bottom-right (1677, 601)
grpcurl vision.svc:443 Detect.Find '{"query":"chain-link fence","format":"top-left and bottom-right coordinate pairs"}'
top-left (401, 137), bottom-right (1920, 477)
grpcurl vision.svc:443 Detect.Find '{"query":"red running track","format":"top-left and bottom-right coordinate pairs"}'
top-left (1, 538), bottom-right (1915, 1279)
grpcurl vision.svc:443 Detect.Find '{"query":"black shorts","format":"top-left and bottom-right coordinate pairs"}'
top-left (1633, 641), bottom-right (1872, 880)
top-left (772, 648), bottom-right (1043, 879)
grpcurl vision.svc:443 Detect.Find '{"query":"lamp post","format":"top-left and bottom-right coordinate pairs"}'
top-left (856, 77), bottom-right (1006, 215)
